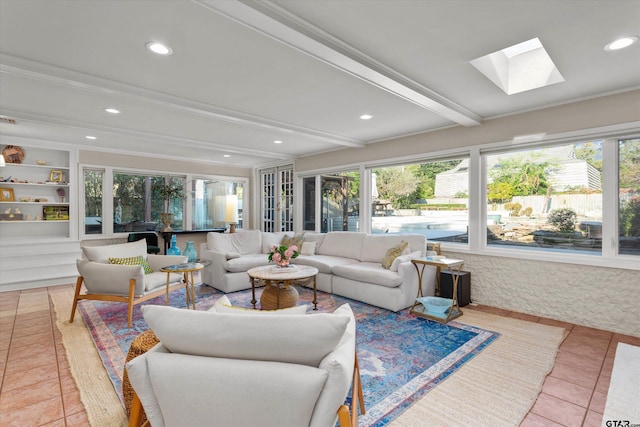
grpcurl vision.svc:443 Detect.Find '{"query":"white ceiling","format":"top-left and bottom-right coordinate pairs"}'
top-left (1, 0), bottom-right (639, 168)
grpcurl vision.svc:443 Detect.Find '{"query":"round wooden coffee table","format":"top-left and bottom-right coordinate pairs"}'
top-left (247, 265), bottom-right (319, 310)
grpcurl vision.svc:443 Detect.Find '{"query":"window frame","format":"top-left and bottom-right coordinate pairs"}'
top-left (293, 126), bottom-right (639, 271)
top-left (79, 164), bottom-right (247, 239)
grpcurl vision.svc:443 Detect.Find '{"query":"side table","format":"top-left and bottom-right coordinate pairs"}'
top-left (410, 257), bottom-right (464, 323)
top-left (160, 260), bottom-right (210, 309)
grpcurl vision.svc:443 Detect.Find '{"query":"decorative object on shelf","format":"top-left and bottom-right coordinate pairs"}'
top-left (166, 234), bottom-right (181, 255)
top-left (0, 187), bottom-right (15, 201)
top-left (49, 170), bottom-right (63, 182)
top-left (268, 244), bottom-right (299, 268)
top-left (0, 208), bottom-right (22, 220)
top-left (183, 241), bottom-right (197, 262)
top-left (43, 205), bottom-right (69, 220)
top-left (1, 145), bottom-right (24, 164)
top-left (56, 187), bottom-right (66, 203)
top-left (36, 160), bottom-right (46, 166)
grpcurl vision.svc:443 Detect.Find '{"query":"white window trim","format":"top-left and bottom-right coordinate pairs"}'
top-left (290, 122), bottom-right (640, 271)
top-left (79, 164), bottom-right (246, 239)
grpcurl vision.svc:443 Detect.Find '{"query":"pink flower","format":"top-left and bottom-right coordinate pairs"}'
top-left (272, 252), bottom-right (282, 262)
top-left (289, 245), bottom-right (298, 252)
top-left (284, 248), bottom-right (294, 259)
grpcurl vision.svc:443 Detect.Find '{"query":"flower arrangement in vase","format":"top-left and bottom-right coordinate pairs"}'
top-left (268, 244), bottom-right (299, 267)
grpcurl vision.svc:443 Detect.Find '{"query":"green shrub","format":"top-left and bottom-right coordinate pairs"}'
top-left (522, 207), bottom-right (533, 217)
top-left (548, 208), bottom-right (577, 233)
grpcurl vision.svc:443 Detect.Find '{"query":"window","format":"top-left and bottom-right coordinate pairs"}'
top-left (191, 178), bottom-right (243, 231)
top-left (619, 138), bottom-right (640, 255)
top-left (303, 171), bottom-right (360, 232)
top-left (113, 173), bottom-right (185, 232)
top-left (83, 169), bottom-right (103, 235)
top-left (484, 142), bottom-right (603, 253)
top-left (370, 158), bottom-right (468, 241)
top-left (82, 165), bottom-right (247, 238)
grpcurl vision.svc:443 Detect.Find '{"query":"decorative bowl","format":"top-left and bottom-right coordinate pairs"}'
top-left (417, 296), bottom-right (452, 315)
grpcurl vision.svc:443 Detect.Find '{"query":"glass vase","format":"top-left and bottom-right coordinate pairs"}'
top-left (184, 240), bottom-right (197, 262)
top-left (167, 235), bottom-right (181, 256)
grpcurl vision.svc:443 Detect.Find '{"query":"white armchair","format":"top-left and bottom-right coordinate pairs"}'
top-left (70, 239), bottom-right (187, 328)
top-left (126, 302), bottom-right (363, 427)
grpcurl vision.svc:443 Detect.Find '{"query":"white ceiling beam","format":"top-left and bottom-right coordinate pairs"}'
top-left (195, 0), bottom-right (482, 127)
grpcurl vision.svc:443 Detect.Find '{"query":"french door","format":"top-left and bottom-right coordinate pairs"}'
top-left (260, 165), bottom-right (294, 232)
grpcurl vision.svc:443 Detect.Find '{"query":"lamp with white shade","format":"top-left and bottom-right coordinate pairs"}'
top-left (224, 194), bottom-right (238, 233)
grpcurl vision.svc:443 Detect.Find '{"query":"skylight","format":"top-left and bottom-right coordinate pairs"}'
top-left (471, 37), bottom-right (564, 95)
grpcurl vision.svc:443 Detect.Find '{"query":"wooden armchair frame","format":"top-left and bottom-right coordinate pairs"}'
top-left (69, 276), bottom-right (187, 328)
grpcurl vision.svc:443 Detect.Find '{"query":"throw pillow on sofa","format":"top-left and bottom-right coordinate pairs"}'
top-left (108, 255), bottom-right (154, 274)
top-left (390, 250), bottom-right (422, 272)
top-left (381, 241), bottom-right (408, 269)
top-left (281, 232), bottom-right (305, 249)
top-left (300, 241), bottom-right (316, 255)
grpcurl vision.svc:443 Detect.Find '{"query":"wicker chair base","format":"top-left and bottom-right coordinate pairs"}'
top-left (123, 330), bottom-right (160, 424)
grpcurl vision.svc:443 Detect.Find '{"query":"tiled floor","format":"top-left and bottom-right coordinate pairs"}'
top-left (1, 285), bottom-right (639, 427)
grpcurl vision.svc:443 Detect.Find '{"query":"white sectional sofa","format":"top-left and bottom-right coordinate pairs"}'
top-left (199, 230), bottom-right (437, 312)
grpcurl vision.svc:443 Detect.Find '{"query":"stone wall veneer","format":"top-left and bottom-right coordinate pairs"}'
top-left (445, 251), bottom-right (639, 337)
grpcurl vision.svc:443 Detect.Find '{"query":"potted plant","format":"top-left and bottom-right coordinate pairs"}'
top-left (157, 179), bottom-right (184, 232)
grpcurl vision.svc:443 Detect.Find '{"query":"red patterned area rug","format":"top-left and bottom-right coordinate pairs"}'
top-left (78, 284), bottom-right (498, 427)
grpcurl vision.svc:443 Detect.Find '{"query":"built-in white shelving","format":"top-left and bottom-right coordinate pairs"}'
top-left (0, 142), bottom-right (81, 291)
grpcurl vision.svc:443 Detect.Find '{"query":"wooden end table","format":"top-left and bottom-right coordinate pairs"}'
top-left (410, 257), bottom-right (464, 323)
top-left (247, 265), bottom-right (319, 310)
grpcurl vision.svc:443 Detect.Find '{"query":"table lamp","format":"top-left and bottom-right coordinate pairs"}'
top-left (224, 194), bottom-right (238, 233)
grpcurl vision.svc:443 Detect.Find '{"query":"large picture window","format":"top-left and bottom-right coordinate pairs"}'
top-left (619, 138), bottom-right (640, 256)
top-left (370, 158), bottom-right (468, 242)
top-left (191, 178), bottom-right (243, 231)
top-left (82, 166), bottom-right (246, 238)
top-left (484, 142), bottom-right (603, 253)
top-left (113, 173), bottom-right (185, 232)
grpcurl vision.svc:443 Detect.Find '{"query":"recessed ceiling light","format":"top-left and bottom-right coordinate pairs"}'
top-left (359, 114), bottom-right (373, 120)
top-left (146, 42), bottom-right (173, 55)
top-left (223, 154), bottom-right (231, 158)
top-left (273, 140), bottom-right (283, 144)
top-left (104, 108), bottom-right (120, 114)
top-left (605, 36), bottom-right (638, 51)
top-left (85, 135), bottom-right (97, 140)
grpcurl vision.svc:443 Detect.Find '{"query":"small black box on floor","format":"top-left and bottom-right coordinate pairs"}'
top-left (440, 270), bottom-right (471, 306)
